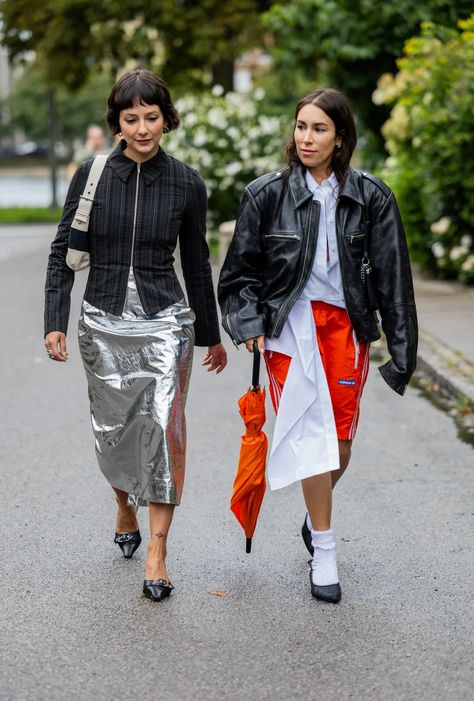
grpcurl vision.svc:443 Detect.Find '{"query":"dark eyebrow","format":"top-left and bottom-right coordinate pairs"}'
top-left (296, 119), bottom-right (329, 128)
top-left (123, 109), bottom-right (161, 116)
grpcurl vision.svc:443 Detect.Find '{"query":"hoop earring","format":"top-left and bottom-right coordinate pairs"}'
top-left (163, 126), bottom-right (170, 134)
top-left (118, 132), bottom-right (123, 137)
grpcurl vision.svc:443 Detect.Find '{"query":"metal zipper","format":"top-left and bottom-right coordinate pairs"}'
top-left (120, 163), bottom-right (141, 313)
top-left (270, 200), bottom-right (319, 337)
top-left (347, 232), bottom-right (365, 244)
top-left (264, 233), bottom-right (302, 241)
top-left (129, 163), bottom-right (141, 269)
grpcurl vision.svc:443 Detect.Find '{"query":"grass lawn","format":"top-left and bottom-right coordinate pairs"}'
top-left (0, 207), bottom-right (62, 224)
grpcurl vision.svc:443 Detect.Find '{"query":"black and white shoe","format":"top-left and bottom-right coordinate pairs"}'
top-left (309, 570), bottom-right (341, 604)
top-left (301, 514), bottom-right (314, 557)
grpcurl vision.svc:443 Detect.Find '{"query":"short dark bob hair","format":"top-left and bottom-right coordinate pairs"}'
top-left (106, 69), bottom-right (180, 135)
top-left (286, 88), bottom-right (357, 182)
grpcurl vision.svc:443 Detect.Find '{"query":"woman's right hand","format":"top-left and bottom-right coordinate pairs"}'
top-left (44, 332), bottom-right (68, 362)
top-left (244, 335), bottom-right (265, 354)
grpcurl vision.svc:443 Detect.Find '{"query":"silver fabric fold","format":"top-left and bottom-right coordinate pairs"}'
top-left (78, 268), bottom-right (195, 505)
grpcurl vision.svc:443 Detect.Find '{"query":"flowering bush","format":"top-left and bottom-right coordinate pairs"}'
top-left (374, 16), bottom-right (474, 282)
top-left (165, 86), bottom-right (288, 228)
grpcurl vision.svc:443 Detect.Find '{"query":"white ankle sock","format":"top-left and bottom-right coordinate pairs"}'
top-left (311, 529), bottom-right (339, 586)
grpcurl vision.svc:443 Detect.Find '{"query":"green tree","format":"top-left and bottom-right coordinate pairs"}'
top-left (0, 0), bottom-right (152, 90)
top-left (377, 17), bottom-right (474, 282)
top-left (263, 0), bottom-right (470, 163)
top-left (7, 65), bottom-right (111, 150)
top-left (1, 0), bottom-right (277, 93)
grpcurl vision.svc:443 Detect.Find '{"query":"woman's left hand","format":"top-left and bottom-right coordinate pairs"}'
top-left (202, 342), bottom-right (228, 374)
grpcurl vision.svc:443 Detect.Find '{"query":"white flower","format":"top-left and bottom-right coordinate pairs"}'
top-left (430, 217), bottom-right (451, 235)
top-left (207, 107), bottom-right (227, 128)
top-left (461, 255), bottom-right (474, 272)
top-left (193, 131), bottom-right (208, 147)
top-left (431, 242), bottom-right (445, 258)
top-left (225, 92), bottom-right (243, 108)
top-left (224, 161), bottom-right (242, 176)
top-left (450, 246), bottom-right (466, 261)
top-left (211, 84), bottom-right (225, 96)
top-left (228, 127), bottom-right (241, 140)
top-left (253, 88), bottom-right (265, 101)
top-left (183, 113), bottom-right (198, 127)
top-left (372, 88), bottom-right (385, 106)
top-left (461, 234), bottom-right (472, 249)
top-left (200, 151), bottom-right (213, 168)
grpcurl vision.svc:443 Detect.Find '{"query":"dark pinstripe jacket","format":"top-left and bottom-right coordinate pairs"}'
top-left (44, 142), bottom-right (221, 346)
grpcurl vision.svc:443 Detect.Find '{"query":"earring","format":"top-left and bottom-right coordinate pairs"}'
top-left (336, 143), bottom-right (342, 149)
top-left (118, 132), bottom-right (123, 137)
top-left (163, 126), bottom-right (170, 134)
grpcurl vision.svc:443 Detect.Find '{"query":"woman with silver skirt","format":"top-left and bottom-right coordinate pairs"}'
top-left (44, 69), bottom-right (227, 601)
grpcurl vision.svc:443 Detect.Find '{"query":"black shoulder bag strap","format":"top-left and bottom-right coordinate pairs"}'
top-left (359, 171), bottom-right (379, 312)
top-left (251, 340), bottom-right (261, 391)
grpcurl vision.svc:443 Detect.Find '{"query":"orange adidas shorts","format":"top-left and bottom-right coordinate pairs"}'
top-left (264, 301), bottom-right (369, 440)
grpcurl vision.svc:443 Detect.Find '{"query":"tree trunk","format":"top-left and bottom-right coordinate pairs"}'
top-left (48, 89), bottom-right (59, 209)
top-left (211, 60), bottom-right (234, 93)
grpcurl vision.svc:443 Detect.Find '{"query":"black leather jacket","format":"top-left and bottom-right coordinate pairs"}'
top-left (218, 165), bottom-right (418, 395)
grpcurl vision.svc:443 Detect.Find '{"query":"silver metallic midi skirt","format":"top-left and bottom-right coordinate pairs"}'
top-left (78, 269), bottom-right (195, 505)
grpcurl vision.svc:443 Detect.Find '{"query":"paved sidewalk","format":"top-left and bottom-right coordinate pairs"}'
top-left (413, 272), bottom-right (474, 406)
top-left (1, 228), bottom-right (473, 700)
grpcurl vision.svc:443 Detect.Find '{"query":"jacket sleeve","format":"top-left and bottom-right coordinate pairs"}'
top-left (44, 161), bottom-right (92, 336)
top-left (179, 171), bottom-right (221, 347)
top-left (370, 190), bottom-right (418, 395)
top-left (217, 188), bottom-right (266, 344)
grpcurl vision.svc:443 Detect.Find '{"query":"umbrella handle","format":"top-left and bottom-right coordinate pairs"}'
top-left (252, 340), bottom-right (260, 391)
top-left (246, 537), bottom-right (252, 554)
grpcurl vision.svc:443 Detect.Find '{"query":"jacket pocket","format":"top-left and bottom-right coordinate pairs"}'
top-left (344, 230), bottom-right (365, 244)
top-left (264, 230), bottom-right (301, 241)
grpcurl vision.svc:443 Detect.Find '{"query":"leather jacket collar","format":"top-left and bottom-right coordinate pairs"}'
top-left (107, 139), bottom-right (169, 184)
top-left (288, 164), bottom-right (365, 207)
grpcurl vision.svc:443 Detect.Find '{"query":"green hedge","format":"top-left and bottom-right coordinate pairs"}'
top-left (375, 16), bottom-right (474, 282)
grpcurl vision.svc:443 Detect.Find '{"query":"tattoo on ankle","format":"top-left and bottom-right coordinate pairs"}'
top-left (154, 532), bottom-right (165, 540)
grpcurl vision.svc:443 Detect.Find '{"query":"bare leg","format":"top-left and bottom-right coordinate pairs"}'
top-left (302, 439), bottom-right (353, 529)
top-left (301, 471), bottom-right (332, 531)
top-left (145, 502), bottom-right (175, 582)
top-left (331, 439), bottom-right (353, 488)
top-left (113, 487), bottom-right (138, 533)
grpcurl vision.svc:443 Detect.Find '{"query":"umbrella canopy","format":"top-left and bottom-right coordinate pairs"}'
top-left (230, 343), bottom-right (268, 553)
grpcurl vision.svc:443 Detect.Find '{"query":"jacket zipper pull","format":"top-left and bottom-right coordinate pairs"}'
top-left (360, 257), bottom-right (372, 282)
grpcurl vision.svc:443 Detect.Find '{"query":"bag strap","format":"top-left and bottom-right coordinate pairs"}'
top-left (251, 339), bottom-right (261, 391)
top-left (71, 154), bottom-right (108, 232)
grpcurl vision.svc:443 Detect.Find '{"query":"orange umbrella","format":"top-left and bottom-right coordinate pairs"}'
top-left (230, 342), bottom-right (267, 553)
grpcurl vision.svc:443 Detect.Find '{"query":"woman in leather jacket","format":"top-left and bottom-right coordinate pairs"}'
top-left (218, 88), bottom-right (417, 603)
top-left (44, 70), bottom-right (227, 602)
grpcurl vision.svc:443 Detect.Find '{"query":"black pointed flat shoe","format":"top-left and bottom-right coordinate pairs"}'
top-left (301, 514), bottom-right (314, 557)
top-left (114, 530), bottom-right (142, 558)
top-left (143, 579), bottom-right (174, 602)
top-left (309, 571), bottom-right (341, 603)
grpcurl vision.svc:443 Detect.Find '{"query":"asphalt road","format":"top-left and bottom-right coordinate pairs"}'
top-left (1, 226), bottom-right (473, 701)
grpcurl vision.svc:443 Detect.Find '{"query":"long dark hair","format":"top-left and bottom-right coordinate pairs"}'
top-left (286, 88), bottom-right (357, 182)
top-left (106, 69), bottom-right (180, 135)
